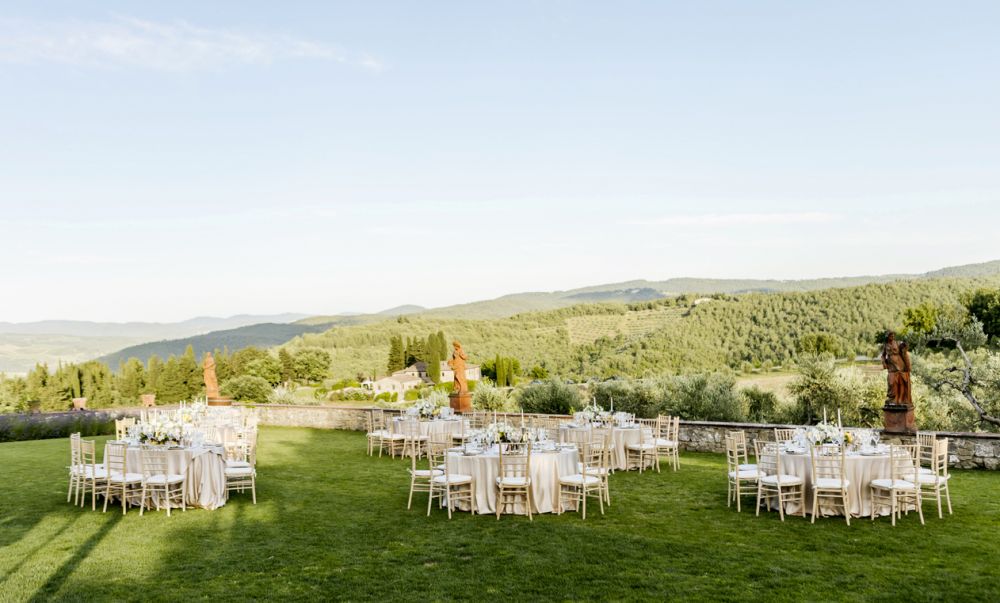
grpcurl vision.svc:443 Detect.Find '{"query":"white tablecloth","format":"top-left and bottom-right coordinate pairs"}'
top-left (778, 452), bottom-right (893, 517)
top-left (558, 425), bottom-right (648, 471)
top-left (446, 448), bottom-right (579, 514)
top-left (392, 418), bottom-right (466, 440)
top-left (124, 445), bottom-right (228, 510)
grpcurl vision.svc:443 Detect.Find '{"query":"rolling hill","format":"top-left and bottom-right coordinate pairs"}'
top-left (97, 322), bottom-right (335, 368)
top-left (0, 313), bottom-right (308, 373)
top-left (283, 274), bottom-right (1000, 381)
top-left (75, 259), bottom-right (1000, 371)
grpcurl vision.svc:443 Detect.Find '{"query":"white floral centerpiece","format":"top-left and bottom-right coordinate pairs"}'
top-left (138, 417), bottom-right (184, 446)
top-left (801, 422), bottom-right (853, 446)
top-left (411, 399), bottom-right (438, 419)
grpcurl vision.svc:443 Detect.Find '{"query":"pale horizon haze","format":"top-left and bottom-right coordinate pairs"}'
top-left (1, 2), bottom-right (998, 322)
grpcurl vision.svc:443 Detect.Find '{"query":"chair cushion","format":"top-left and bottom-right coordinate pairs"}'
top-left (560, 474), bottom-right (601, 486)
top-left (918, 467), bottom-right (934, 475)
top-left (145, 474), bottom-right (185, 485)
top-left (760, 474), bottom-right (803, 486)
top-left (410, 469), bottom-right (443, 478)
top-left (738, 463), bottom-right (758, 471)
top-left (496, 476), bottom-right (529, 487)
top-left (814, 477), bottom-right (849, 489)
top-left (729, 469), bottom-right (762, 480)
top-left (626, 443), bottom-right (657, 451)
top-left (433, 474), bottom-right (472, 485)
top-left (72, 466), bottom-right (108, 478)
top-left (871, 478), bottom-right (916, 490)
top-left (915, 473), bottom-right (950, 485)
top-left (655, 438), bottom-right (677, 448)
top-left (225, 466), bottom-right (255, 477)
top-left (108, 472), bottom-right (143, 484)
top-left (226, 459), bottom-right (251, 469)
top-left (584, 466), bottom-right (610, 476)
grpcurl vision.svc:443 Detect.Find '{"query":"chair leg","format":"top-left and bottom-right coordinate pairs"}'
top-left (945, 484), bottom-right (952, 515)
top-left (811, 489), bottom-right (817, 524)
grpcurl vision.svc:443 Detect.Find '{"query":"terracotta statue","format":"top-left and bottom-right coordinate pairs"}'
top-left (203, 352), bottom-right (220, 399)
top-left (447, 340), bottom-right (469, 395)
top-left (881, 331), bottom-right (912, 406)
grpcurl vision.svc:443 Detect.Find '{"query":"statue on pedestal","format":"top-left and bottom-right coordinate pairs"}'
top-left (203, 352), bottom-right (221, 400)
top-left (447, 340), bottom-right (472, 412)
top-left (881, 331), bottom-right (912, 405)
top-left (881, 331), bottom-right (915, 433)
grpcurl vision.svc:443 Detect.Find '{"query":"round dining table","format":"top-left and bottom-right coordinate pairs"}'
top-left (558, 424), bottom-right (650, 471)
top-left (123, 444), bottom-right (228, 510)
top-left (392, 417), bottom-right (467, 440)
top-left (446, 446), bottom-right (579, 515)
top-left (777, 449), bottom-right (895, 518)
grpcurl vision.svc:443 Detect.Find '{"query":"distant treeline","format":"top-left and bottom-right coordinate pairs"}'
top-left (0, 345), bottom-right (331, 413)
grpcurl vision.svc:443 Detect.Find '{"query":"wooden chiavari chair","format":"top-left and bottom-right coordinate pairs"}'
top-left (773, 428), bottom-right (797, 443)
top-left (754, 441), bottom-right (805, 521)
top-left (139, 446), bottom-right (186, 516)
top-left (625, 418), bottom-right (660, 473)
top-left (496, 441), bottom-right (533, 520)
top-left (427, 439), bottom-right (474, 519)
top-left (870, 444), bottom-right (924, 526)
top-left (103, 441), bottom-right (143, 515)
top-left (726, 434), bottom-right (761, 512)
top-left (810, 443), bottom-right (850, 525)
top-left (559, 440), bottom-right (605, 519)
top-left (916, 438), bottom-right (952, 519)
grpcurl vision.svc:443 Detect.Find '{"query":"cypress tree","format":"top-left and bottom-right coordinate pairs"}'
top-left (387, 335), bottom-right (405, 373)
top-left (427, 345), bottom-right (441, 384)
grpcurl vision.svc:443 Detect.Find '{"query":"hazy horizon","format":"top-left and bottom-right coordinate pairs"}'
top-left (2, 2), bottom-right (998, 322)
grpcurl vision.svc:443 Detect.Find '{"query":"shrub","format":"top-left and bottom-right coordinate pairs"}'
top-left (221, 375), bottom-right (273, 403)
top-left (374, 392), bottom-right (398, 403)
top-left (518, 380), bottom-right (580, 415)
top-left (472, 379), bottom-right (517, 411)
top-left (591, 379), bottom-right (667, 418)
top-left (0, 411), bottom-right (121, 443)
top-left (787, 357), bottom-right (883, 426)
top-left (268, 385), bottom-right (298, 405)
top-left (741, 386), bottom-right (778, 423)
top-left (667, 373), bottom-right (745, 422)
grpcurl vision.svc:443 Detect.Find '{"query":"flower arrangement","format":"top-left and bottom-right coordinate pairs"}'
top-left (137, 417), bottom-right (184, 446)
top-left (469, 422), bottom-right (547, 446)
top-left (410, 399), bottom-right (438, 419)
top-left (575, 402), bottom-right (606, 424)
top-left (803, 422), bottom-right (849, 446)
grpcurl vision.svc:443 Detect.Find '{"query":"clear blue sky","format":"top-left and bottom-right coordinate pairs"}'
top-left (1, 2), bottom-right (998, 322)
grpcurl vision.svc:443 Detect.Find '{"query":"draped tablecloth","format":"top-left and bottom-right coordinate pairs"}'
top-left (392, 418), bottom-right (467, 440)
top-left (446, 448), bottom-right (579, 514)
top-left (778, 452), bottom-right (893, 518)
top-left (558, 425), bottom-right (649, 471)
top-left (124, 445), bottom-right (228, 510)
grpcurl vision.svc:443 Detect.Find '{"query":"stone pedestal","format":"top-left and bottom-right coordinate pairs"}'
top-left (140, 394), bottom-right (156, 407)
top-left (207, 397), bottom-right (233, 407)
top-left (883, 403), bottom-right (916, 435)
top-left (449, 392), bottom-right (472, 413)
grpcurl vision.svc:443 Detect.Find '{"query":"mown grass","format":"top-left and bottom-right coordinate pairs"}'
top-left (1, 427), bottom-right (998, 602)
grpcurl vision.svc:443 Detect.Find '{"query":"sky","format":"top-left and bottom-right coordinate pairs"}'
top-left (1, 1), bottom-right (998, 322)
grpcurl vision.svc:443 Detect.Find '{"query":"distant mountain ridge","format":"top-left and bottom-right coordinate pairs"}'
top-left (8, 259), bottom-right (998, 373)
top-left (98, 322), bottom-right (334, 369)
top-left (0, 313), bottom-right (309, 339)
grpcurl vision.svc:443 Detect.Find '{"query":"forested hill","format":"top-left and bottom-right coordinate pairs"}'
top-left (99, 323), bottom-right (333, 368)
top-left (283, 275), bottom-right (1000, 380)
top-left (297, 260), bottom-right (1000, 323)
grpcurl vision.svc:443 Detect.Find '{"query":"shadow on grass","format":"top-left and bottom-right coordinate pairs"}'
top-left (26, 513), bottom-right (122, 602)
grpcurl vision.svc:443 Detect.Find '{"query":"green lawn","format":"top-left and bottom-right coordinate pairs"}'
top-left (2, 427), bottom-right (999, 602)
